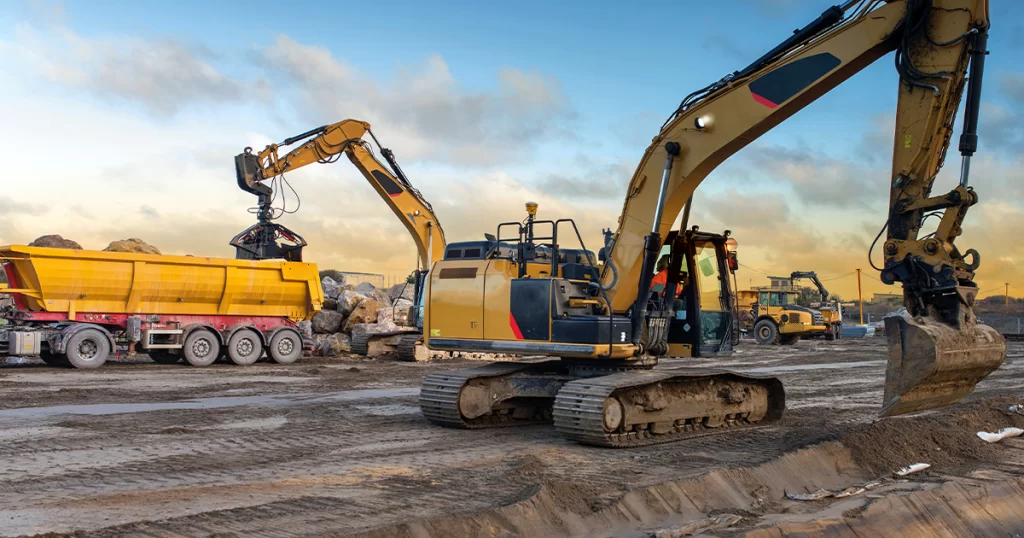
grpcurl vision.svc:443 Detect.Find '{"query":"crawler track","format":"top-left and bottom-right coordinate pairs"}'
top-left (553, 370), bottom-right (785, 447)
top-left (395, 334), bottom-right (422, 362)
top-left (419, 361), bottom-right (561, 428)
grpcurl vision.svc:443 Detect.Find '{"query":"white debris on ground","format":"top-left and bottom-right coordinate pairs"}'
top-left (895, 463), bottom-right (931, 476)
top-left (649, 514), bottom-right (742, 538)
top-left (785, 480), bottom-right (882, 501)
top-left (1009, 404), bottom-right (1024, 416)
top-left (977, 427), bottom-right (1024, 443)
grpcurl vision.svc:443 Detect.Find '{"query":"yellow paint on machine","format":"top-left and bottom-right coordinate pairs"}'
top-left (0, 245), bottom-right (322, 320)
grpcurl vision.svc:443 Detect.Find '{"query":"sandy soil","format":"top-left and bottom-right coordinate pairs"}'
top-left (0, 337), bottom-right (1021, 537)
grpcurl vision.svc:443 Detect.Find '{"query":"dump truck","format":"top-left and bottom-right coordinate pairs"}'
top-left (0, 245), bottom-right (322, 368)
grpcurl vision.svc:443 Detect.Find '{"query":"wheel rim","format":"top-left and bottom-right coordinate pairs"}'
top-left (236, 337), bottom-right (255, 357)
top-left (759, 326), bottom-right (771, 339)
top-left (192, 337), bottom-right (212, 358)
top-left (78, 339), bottom-right (98, 360)
top-left (276, 337), bottom-right (295, 356)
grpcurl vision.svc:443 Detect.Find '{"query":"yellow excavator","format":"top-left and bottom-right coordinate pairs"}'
top-left (232, 119), bottom-right (446, 361)
top-left (418, 0), bottom-right (1005, 447)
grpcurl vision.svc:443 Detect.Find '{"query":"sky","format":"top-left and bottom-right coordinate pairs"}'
top-left (0, 0), bottom-right (1022, 301)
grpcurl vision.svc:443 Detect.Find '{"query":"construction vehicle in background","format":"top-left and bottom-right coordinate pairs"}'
top-left (418, 0), bottom-right (1005, 447)
top-left (790, 271), bottom-right (843, 340)
top-left (749, 271), bottom-right (842, 344)
top-left (0, 246), bottom-right (321, 368)
top-left (750, 287), bottom-right (829, 345)
top-left (232, 119), bottom-right (446, 361)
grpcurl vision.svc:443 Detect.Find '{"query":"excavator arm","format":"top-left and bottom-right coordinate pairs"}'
top-left (232, 120), bottom-right (446, 270)
top-left (601, 0), bottom-right (1003, 416)
top-left (790, 271), bottom-right (829, 302)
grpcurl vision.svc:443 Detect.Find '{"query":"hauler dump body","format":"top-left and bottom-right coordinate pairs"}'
top-left (0, 245), bottom-right (322, 368)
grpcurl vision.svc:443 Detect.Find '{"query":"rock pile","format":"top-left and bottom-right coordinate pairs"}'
top-left (28, 235), bottom-right (83, 249)
top-left (104, 238), bottom-right (162, 255)
top-left (27, 236), bottom-right (161, 254)
top-left (309, 276), bottom-right (418, 358)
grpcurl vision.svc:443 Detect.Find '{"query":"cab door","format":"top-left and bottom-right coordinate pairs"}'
top-left (692, 240), bottom-right (732, 355)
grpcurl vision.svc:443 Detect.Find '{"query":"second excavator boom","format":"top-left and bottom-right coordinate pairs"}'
top-left (231, 119), bottom-right (447, 360)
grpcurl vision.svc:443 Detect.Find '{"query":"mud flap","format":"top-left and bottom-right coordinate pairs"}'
top-left (881, 315), bottom-right (1005, 417)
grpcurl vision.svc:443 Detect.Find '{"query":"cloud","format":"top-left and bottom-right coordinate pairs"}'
top-left (535, 156), bottom-right (632, 202)
top-left (738, 144), bottom-right (882, 210)
top-left (1, 23), bottom-right (263, 115)
top-left (978, 73), bottom-right (1024, 153)
top-left (1000, 73), bottom-right (1024, 105)
top-left (260, 35), bottom-right (575, 166)
top-left (0, 196), bottom-right (47, 217)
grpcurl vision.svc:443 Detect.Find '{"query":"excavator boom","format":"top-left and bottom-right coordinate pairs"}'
top-left (599, 0), bottom-right (1003, 416)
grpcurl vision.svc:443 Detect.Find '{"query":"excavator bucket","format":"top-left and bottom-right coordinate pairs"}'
top-left (880, 314), bottom-right (1005, 417)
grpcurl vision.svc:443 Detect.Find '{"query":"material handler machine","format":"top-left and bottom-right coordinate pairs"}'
top-left (232, 119), bottom-right (447, 360)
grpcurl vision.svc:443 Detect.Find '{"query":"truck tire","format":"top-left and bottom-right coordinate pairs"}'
top-left (183, 329), bottom-right (219, 367)
top-left (824, 327), bottom-right (836, 341)
top-left (780, 334), bottom-right (799, 346)
top-left (227, 329), bottom-right (263, 366)
top-left (268, 329), bottom-right (302, 364)
top-left (753, 320), bottom-right (780, 345)
top-left (64, 328), bottom-right (110, 369)
top-left (149, 351), bottom-right (182, 365)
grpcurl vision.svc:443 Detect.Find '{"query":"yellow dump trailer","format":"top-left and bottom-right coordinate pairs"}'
top-left (0, 245), bottom-right (323, 369)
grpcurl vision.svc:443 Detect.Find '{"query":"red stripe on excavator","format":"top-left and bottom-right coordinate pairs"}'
top-left (389, 192), bottom-right (402, 198)
top-left (750, 92), bottom-right (778, 109)
top-left (509, 313), bottom-right (524, 340)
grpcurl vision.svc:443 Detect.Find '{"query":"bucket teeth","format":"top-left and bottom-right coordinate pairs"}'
top-left (881, 315), bottom-right (1005, 417)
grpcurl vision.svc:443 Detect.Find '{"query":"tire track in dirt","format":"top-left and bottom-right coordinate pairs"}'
top-left (2, 339), bottom-right (1020, 537)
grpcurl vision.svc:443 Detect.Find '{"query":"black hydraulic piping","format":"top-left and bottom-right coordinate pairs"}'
top-left (958, 29), bottom-right (988, 187)
top-left (732, 5), bottom-right (845, 80)
top-left (631, 142), bottom-right (680, 345)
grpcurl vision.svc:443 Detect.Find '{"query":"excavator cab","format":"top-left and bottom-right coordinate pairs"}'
top-left (651, 229), bottom-right (738, 357)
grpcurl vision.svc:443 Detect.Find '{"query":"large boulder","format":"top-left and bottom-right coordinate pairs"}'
top-left (321, 276), bottom-right (343, 300)
top-left (354, 282), bottom-right (389, 304)
top-left (387, 283), bottom-right (415, 303)
top-left (322, 333), bottom-right (351, 357)
top-left (343, 298), bottom-right (385, 333)
top-left (351, 321), bottom-right (399, 340)
top-left (311, 309), bottom-right (345, 334)
top-left (104, 238), bottom-right (161, 255)
top-left (336, 290), bottom-right (366, 317)
top-left (29, 235), bottom-right (82, 249)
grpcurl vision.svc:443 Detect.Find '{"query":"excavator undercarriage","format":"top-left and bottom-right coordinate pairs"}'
top-left (421, 360), bottom-right (785, 448)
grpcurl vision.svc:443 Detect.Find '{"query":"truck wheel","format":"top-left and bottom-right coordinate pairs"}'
top-left (753, 320), bottom-right (780, 345)
top-left (183, 329), bottom-right (219, 367)
top-left (65, 329), bottom-right (110, 369)
top-left (228, 329), bottom-right (263, 366)
top-left (268, 330), bottom-right (302, 364)
top-left (824, 327), bottom-right (836, 341)
top-left (780, 334), bottom-right (799, 346)
top-left (149, 351), bottom-right (182, 365)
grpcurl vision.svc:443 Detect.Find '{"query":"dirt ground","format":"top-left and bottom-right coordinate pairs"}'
top-left (1, 337), bottom-right (1022, 537)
